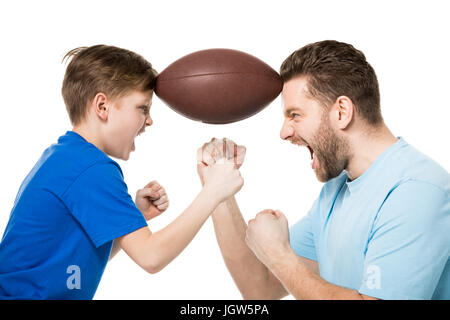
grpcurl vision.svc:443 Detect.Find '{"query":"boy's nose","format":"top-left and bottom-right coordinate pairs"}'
top-left (146, 115), bottom-right (153, 127)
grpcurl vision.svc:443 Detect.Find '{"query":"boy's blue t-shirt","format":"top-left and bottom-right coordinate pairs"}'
top-left (0, 131), bottom-right (148, 299)
top-left (289, 137), bottom-right (450, 300)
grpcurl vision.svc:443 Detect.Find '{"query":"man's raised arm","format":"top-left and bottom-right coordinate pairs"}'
top-left (197, 138), bottom-right (318, 299)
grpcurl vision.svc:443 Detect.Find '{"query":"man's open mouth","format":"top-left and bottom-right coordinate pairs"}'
top-left (306, 145), bottom-right (314, 160)
top-left (306, 145), bottom-right (318, 170)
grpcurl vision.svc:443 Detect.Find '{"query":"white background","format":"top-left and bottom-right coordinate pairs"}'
top-left (0, 0), bottom-right (449, 300)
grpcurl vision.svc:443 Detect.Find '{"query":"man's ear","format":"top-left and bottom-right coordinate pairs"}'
top-left (331, 96), bottom-right (354, 130)
top-left (92, 92), bottom-right (109, 121)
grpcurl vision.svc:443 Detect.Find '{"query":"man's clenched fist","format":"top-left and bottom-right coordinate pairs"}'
top-left (245, 209), bottom-right (291, 269)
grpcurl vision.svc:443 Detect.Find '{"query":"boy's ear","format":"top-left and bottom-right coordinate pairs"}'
top-left (92, 92), bottom-right (109, 121)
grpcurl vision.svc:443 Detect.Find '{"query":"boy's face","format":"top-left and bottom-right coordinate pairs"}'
top-left (104, 90), bottom-right (153, 160)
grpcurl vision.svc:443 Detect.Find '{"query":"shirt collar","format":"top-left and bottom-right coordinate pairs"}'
top-left (345, 136), bottom-right (407, 194)
top-left (58, 130), bottom-right (88, 143)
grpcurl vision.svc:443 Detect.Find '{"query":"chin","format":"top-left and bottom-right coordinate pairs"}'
top-left (109, 151), bottom-right (130, 161)
top-left (315, 172), bottom-right (328, 183)
top-left (122, 153), bottom-right (131, 161)
top-left (316, 168), bottom-right (344, 183)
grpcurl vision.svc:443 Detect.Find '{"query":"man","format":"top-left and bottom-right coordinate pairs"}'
top-left (197, 40), bottom-right (449, 300)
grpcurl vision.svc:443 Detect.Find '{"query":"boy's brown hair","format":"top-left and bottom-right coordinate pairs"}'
top-left (280, 40), bottom-right (383, 126)
top-left (62, 45), bottom-right (158, 125)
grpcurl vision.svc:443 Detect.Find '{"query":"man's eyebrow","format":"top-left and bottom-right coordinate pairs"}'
top-left (284, 107), bottom-right (303, 117)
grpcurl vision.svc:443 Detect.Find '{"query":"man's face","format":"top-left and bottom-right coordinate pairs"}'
top-left (104, 90), bottom-right (153, 160)
top-left (280, 77), bottom-right (349, 182)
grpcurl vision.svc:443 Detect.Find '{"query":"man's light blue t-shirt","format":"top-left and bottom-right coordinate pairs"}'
top-left (289, 137), bottom-right (450, 300)
top-left (0, 131), bottom-right (148, 299)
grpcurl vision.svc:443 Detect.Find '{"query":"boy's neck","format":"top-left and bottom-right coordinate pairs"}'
top-left (72, 125), bottom-right (106, 153)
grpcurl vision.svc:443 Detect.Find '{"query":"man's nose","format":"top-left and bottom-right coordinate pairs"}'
top-left (280, 119), bottom-right (294, 140)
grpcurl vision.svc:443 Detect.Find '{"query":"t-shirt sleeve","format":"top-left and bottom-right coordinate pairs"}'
top-left (61, 162), bottom-right (148, 248)
top-left (359, 180), bottom-right (450, 300)
top-left (289, 198), bottom-right (319, 261)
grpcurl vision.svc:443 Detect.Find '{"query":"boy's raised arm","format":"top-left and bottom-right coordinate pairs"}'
top-left (117, 160), bottom-right (243, 274)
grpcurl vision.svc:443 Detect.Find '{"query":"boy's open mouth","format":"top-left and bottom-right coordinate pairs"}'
top-left (132, 129), bottom-right (145, 152)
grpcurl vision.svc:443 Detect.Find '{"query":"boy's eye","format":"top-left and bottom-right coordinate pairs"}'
top-left (291, 113), bottom-right (300, 119)
top-left (139, 106), bottom-right (149, 114)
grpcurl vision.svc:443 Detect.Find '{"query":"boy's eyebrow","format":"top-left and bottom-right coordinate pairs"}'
top-left (138, 102), bottom-right (152, 107)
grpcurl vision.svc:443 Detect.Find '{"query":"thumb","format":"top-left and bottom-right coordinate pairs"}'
top-left (273, 210), bottom-right (288, 223)
top-left (197, 161), bottom-right (207, 172)
top-left (144, 180), bottom-right (159, 189)
top-left (235, 145), bottom-right (246, 168)
top-left (138, 188), bottom-right (160, 200)
top-left (197, 162), bottom-right (207, 185)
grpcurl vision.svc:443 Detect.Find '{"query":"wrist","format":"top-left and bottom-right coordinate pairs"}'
top-left (211, 195), bottom-right (235, 216)
top-left (201, 185), bottom-right (225, 205)
top-left (198, 187), bottom-right (222, 211)
top-left (265, 244), bottom-right (296, 275)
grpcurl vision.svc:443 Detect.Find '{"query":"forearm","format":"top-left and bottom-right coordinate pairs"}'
top-left (146, 188), bottom-right (219, 272)
top-left (212, 197), bottom-right (287, 299)
top-left (269, 247), bottom-right (369, 300)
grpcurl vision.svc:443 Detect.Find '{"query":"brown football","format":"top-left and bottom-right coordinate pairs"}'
top-left (154, 48), bottom-right (282, 124)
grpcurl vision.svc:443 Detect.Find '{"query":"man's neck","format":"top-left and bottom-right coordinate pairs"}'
top-left (345, 125), bottom-right (398, 181)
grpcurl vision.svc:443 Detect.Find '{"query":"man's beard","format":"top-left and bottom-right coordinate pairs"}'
top-left (311, 113), bottom-right (350, 182)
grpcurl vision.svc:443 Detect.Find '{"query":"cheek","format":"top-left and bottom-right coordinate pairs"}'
top-left (109, 113), bottom-right (137, 145)
top-left (292, 123), bottom-right (309, 143)
top-left (122, 113), bottom-right (143, 135)
top-left (306, 119), bottom-right (323, 141)
top-left (138, 114), bottom-right (147, 130)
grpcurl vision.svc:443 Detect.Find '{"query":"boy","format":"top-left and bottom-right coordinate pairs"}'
top-left (0, 45), bottom-right (244, 299)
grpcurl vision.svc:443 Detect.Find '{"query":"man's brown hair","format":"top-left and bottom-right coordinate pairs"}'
top-left (280, 40), bottom-right (383, 126)
top-left (62, 45), bottom-right (158, 125)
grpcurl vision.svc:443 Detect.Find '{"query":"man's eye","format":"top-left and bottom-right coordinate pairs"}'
top-left (291, 113), bottom-right (300, 119)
